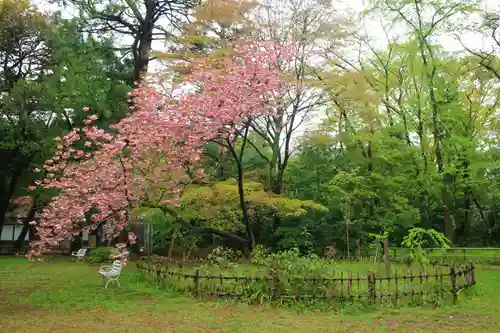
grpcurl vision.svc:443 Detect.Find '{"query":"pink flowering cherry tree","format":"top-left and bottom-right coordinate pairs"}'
top-left (28, 41), bottom-right (293, 260)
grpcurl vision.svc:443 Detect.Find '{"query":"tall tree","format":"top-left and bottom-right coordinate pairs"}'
top-left (243, 0), bottom-right (342, 195)
top-left (458, 9), bottom-right (500, 82)
top-left (8, 17), bottom-right (132, 248)
top-left (0, 0), bottom-right (52, 236)
top-left (56, 0), bottom-right (200, 82)
top-left (27, 41), bottom-right (294, 258)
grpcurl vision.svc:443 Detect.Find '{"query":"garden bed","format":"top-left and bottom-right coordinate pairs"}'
top-left (137, 254), bottom-right (476, 307)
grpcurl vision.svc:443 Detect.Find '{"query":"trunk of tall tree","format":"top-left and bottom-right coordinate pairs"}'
top-left (227, 126), bottom-right (254, 256)
top-left (434, 122), bottom-right (453, 242)
top-left (269, 114), bottom-right (283, 194)
top-left (0, 167), bottom-right (23, 238)
top-left (167, 228), bottom-right (177, 262)
top-left (316, 168), bottom-right (321, 201)
top-left (0, 199), bottom-right (8, 241)
top-left (366, 141), bottom-right (373, 173)
top-left (14, 200), bottom-right (38, 251)
top-left (461, 192), bottom-right (471, 246)
top-left (237, 171), bottom-right (254, 254)
top-left (415, 102), bottom-right (430, 226)
top-left (132, 0), bottom-right (154, 83)
top-left (431, 92), bottom-right (453, 242)
top-left (458, 159), bottom-right (472, 245)
top-left (418, 36), bottom-right (453, 243)
top-left (472, 197), bottom-right (488, 245)
top-left (345, 202), bottom-right (350, 260)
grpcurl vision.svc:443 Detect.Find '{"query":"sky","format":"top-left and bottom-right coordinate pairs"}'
top-left (35, 0), bottom-right (499, 139)
top-left (337, 0), bottom-right (498, 52)
top-left (38, 0), bottom-right (499, 68)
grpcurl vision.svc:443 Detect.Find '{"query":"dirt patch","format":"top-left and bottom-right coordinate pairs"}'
top-left (0, 286), bottom-right (39, 297)
top-left (0, 302), bottom-right (41, 315)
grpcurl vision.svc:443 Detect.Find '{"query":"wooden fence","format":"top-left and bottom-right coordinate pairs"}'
top-left (136, 259), bottom-right (476, 305)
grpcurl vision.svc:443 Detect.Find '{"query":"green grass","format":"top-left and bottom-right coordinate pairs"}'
top-left (1, 256), bottom-right (500, 333)
top-left (388, 248), bottom-right (500, 264)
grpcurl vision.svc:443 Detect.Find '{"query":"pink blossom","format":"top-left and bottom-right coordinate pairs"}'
top-left (27, 41), bottom-right (294, 260)
top-left (128, 232), bottom-right (137, 244)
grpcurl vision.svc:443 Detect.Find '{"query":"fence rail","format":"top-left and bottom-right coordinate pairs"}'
top-left (137, 258), bottom-right (476, 305)
top-left (388, 247), bottom-right (500, 264)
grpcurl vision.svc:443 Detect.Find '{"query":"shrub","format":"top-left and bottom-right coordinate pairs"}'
top-left (87, 247), bottom-right (113, 264)
top-left (253, 247), bottom-right (337, 278)
top-left (206, 246), bottom-right (243, 268)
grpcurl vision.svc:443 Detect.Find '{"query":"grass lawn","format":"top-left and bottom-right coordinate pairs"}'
top-left (1, 257), bottom-right (500, 333)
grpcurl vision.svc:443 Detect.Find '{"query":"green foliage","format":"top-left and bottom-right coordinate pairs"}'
top-left (87, 247), bottom-right (113, 264)
top-left (402, 228), bottom-right (452, 250)
top-left (1, 4), bottom-right (131, 238)
top-left (368, 232), bottom-right (389, 241)
top-left (402, 228), bottom-right (451, 269)
top-left (207, 246), bottom-right (242, 268)
top-left (179, 180), bottom-right (327, 233)
top-left (2, 0), bottom-right (500, 264)
top-left (41, 17), bottom-right (131, 126)
top-left (252, 247), bottom-right (337, 278)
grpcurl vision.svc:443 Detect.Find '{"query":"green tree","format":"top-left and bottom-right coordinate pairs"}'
top-left (53, 0), bottom-right (199, 82)
top-left (0, 0), bottom-right (52, 236)
top-left (0, 3), bottom-right (132, 242)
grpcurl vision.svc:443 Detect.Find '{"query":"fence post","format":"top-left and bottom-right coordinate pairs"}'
top-left (368, 272), bottom-right (376, 304)
top-left (384, 238), bottom-right (391, 277)
top-left (193, 269), bottom-right (200, 297)
top-left (450, 265), bottom-right (457, 304)
top-left (394, 272), bottom-right (399, 305)
top-left (470, 262), bottom-right (476, 285)
top-left (156, 263), bottom-right (161, 280)
top-left (272, 275), bottom-right (280, 299)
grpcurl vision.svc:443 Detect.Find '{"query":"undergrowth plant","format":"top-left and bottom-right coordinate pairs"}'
top-left (87, 247), bottom-right (113, 264)
top-left (138, 242), bottom-right (471, 309)
top-left (401, 228), bottom-right (451, 271)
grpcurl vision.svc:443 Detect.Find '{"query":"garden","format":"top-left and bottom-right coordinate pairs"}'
top-left (0, 251), bottom-right (498, 333)
top-left (136, 247), bottom-right (475, 308)
top-left (2, 0), bottom-right (500, 332)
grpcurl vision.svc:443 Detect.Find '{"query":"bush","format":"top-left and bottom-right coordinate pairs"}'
top-left (87, 247), bottom-right (113, 264)
top-left (207, 246), bottom-right (243, 268)
top-left (252, 247), bottom-right (337, 278)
